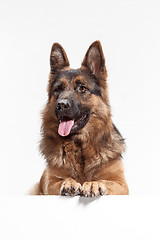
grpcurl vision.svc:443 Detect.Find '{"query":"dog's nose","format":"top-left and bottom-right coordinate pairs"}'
top-left (56, 99), bottom-right (71, 112)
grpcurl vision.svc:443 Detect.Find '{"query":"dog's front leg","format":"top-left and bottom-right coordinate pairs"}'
top-left (60, 178), bottom-right (82, 196)
top-left (40, 168), bottom-right (81, 196)
top-left (81, 159), bottom-right (129, 196)
top-left (81, 179), bottom-right (128, 196)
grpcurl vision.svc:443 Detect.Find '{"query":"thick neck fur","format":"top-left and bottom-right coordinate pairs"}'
top-left (39, 104), bottom-right (125, 173)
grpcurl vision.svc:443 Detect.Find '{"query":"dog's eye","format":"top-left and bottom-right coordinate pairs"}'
top-left (78, 86), bottom-right (88, 93)
top-left (54, 85), bottom-right (62, 93)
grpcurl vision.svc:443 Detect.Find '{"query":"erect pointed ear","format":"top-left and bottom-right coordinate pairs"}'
top-left (50, 43), bottom-right (69, 73)
top-left (82, 41), bottom-right (106, 76)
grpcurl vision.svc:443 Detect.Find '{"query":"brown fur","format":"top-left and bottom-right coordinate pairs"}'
top-left (31, 41), bottom-right (129, 196)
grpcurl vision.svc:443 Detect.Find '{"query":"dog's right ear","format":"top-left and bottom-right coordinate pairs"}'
top-left (50, 43), bottom-right (69, 73)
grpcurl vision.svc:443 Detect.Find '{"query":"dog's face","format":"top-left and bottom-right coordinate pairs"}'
top-left (47, 41), bottom-right (110, 137)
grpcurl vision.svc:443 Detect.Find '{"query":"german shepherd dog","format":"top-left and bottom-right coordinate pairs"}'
top-left (31, 41), bottom-right (129, 196)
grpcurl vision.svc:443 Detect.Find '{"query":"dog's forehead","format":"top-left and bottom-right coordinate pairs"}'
top-left (54, 69), bottom-right (98, 86)
top-left (54, 69), bottom-right (85, 82)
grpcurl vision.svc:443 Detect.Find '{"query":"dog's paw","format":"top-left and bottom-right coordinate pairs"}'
top-left (81, 181), bottom-right (107, 197)
top-left (60, 178), bottom-right (81, 196)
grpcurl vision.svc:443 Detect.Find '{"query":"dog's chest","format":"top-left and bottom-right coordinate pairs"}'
top-left (61, 140), bottom-right (102, 183)
top-left (62, 141), bottom-right (85, 173)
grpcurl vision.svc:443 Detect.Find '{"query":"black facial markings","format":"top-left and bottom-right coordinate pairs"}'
top-left (74, 73), bottom-right (101, 97)
top-left (49, 83), bottom-right (54, 100)
top-left (78, 70), bottom-right (102, 97)
top-left (54, 69), bottom-right (80, 83)
top-left (53, 82), bottom-right (64, 92)
top-left (74, 80), bottom-right (89, 95)
top-left (90, 83), bottom-right (101, 97)
top-left (49, 68), bottom-right (102, 100)
top-left (49, 81), bottom-right (63, 100)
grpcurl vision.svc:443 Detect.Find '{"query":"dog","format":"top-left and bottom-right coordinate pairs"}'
top-left (30, 41), bottom-right (129, 196)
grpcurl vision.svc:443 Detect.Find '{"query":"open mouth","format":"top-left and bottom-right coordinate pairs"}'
top-left (58, 113), bottom-right (89, 137)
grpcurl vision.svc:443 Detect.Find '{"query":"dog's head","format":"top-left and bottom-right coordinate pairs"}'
top-left (46, 41), bottom-right (111, 137)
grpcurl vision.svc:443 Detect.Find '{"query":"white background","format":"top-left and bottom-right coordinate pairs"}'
top-left (0, 0), bottom-right (160, 196)
top-left (0, 0), bottom-right (160, 238)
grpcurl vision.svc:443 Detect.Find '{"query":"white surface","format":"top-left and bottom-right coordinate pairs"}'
top-left (0, 0), bottom-right (160, 196)
top-left (0, 196), bottom-right (159, 240)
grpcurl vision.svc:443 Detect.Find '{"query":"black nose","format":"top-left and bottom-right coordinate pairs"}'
top-left (56, 99), bottom-right (71, 112)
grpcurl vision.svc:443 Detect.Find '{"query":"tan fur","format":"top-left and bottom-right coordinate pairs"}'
top-left (31, 41), bottom-right (129, 196)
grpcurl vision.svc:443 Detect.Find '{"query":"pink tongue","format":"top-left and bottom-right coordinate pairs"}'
top-left (58, 120), bottom-right (74, 137)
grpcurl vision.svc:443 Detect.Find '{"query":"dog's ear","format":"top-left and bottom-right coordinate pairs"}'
top-left (50, 43), bottom-right (69, 73)
top-left (82, 41), bottom-right (106, 76)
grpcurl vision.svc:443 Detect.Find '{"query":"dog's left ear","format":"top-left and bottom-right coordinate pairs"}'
top-left (82, 41), bottom-right (106, 76)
